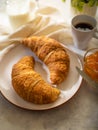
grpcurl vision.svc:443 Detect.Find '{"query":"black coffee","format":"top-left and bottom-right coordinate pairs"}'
top-left (75, 23), bottom-right (93, 31)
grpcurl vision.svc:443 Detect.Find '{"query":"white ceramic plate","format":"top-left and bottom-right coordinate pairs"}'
top-left (0, 44), bottom-right (82, 110)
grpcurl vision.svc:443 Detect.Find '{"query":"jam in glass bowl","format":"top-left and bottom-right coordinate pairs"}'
top-left (83, 48), bottom-right (98, 91)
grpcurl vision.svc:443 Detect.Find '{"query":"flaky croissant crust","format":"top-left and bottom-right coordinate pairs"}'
top-left (21, 36), bottom-right (70, 84)
top-left (12, 56), bottom-right (60, 104)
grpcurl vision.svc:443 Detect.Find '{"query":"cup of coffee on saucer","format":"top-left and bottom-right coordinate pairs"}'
top-left (71, 14), bottom-right (98, 50)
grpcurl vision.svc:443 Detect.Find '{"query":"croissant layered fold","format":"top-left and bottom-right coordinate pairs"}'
top-left (12, 56), bottom-right (60, 104)
top-left (21, 36), bottom-right (70, 84)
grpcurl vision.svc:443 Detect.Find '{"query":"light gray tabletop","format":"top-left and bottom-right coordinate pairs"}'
top-left (0, 1), bottom-right (98, 130)
top-left (0, 81), bottom-right (98, 130)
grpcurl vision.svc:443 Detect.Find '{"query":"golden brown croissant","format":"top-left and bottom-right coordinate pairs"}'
top-left (12, 56), bottom-right (60, 104)
top-left (21, 36), bottom-right (70, 84)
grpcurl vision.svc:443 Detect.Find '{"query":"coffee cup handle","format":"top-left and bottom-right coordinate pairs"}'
top-left (93, 29), bottom-right (98, 39)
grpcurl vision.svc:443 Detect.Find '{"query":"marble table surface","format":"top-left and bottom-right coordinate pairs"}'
top-left (0, 80), bottom-right (98, 130)
top-left (0, 0), bottom-right (98, 130)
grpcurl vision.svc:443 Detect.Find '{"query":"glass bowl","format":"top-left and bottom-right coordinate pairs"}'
top-left (83, 48), bottom-right (98, 92)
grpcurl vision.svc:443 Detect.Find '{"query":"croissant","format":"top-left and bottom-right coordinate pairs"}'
top-left (21, 36), bottom-right (70, 84)
top-left (12, 56), bottom-right (60, 104)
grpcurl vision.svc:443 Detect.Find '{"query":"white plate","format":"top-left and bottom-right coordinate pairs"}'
top-left (0, 44), bottom-right (82, 110)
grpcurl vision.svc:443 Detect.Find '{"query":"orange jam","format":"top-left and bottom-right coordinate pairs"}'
top-left (84, 49), bottom-right (98, 82)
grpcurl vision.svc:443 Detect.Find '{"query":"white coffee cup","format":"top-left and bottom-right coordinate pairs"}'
top-left (71, 14), bottom-right (98, 50)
